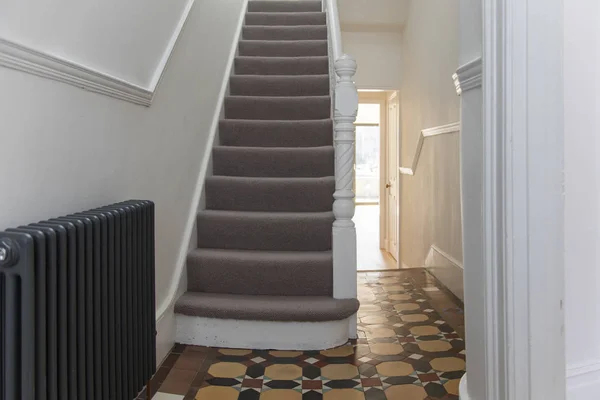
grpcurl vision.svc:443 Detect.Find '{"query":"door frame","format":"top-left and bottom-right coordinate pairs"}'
top-left (356, 91), bottom-right (398, 261)
top-left (465, 0), bottom-right (565, 398)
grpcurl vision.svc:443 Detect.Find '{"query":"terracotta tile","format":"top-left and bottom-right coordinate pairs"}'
top-left (174, 351), bottom-right (206, 371)
top-left (302, 380), bottom-right (323, 390)
top-left (159, 369), bottom-right (197, 395)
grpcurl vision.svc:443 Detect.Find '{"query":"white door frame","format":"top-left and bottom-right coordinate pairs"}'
top-left (465, 0), bottom-right (565, 399)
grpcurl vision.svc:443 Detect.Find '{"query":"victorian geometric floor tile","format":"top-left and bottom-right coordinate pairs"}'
top-left (140, 269), bottom-right (465, 400)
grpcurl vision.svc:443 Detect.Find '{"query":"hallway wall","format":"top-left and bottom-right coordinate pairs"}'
top-left (0, 0), bottom-right (247, 363)
top-left (341, 30), bottom-right (402, 89)
top-left (398, 0), bottom-right (462, 268)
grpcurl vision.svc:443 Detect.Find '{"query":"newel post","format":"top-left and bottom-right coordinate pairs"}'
top-left (332, 55), bottom-right (358, 312)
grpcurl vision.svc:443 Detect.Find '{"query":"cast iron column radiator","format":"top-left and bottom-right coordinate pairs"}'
top-left (0, 200), bottom-right (156, 400)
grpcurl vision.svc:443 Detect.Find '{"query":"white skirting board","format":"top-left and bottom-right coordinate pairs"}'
top-left (459, 373), bottom-right (472, 399)
top-left (567, 360), bottom-right (600, 399)
top-left (176, 315), bottom-right (354, 350)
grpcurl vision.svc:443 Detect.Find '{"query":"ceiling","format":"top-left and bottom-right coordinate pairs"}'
top-left (338, 0), bottom-right (410, 32)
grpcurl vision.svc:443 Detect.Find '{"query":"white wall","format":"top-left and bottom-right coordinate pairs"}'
top-left (399, 0), bottom-right (461, 269)
top-left (0, 0), bottom-right (190, 87)
top-left (341, 31), bottom-right (402, 89)
top-left (564, 0), bottom-right (600, 397)
top-left (339, 0), bottom-right (408, 27)
top-left (0, 0), bottom-right (246, 362)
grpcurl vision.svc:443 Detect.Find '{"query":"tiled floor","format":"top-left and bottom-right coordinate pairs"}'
top-left (142, 269), bottom-right (465, 400)
top-left (354, 205), bottom-right (398, 271)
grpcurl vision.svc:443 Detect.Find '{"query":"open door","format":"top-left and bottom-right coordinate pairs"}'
top-left (383, 91), bottom-right (399, 260)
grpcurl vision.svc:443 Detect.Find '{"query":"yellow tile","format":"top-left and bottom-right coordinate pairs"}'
top-left (389, 294), bottom-right (412, 301)
top-left (394, 303), bottom-right (420, 312)
top-left (379, 278), bottom-right (399, 284)
top-left (207, 362), bottom-right (246, 378)
top-left (417, 340), bottom-right (453, 352)
top-left (409, 325), bottom-right (440, 336)
top-left (369, 343), bottom-right (404, 356)
top-left (385, 384), bottom-right (428, 399)
top-left (359, 304), bottom-right (381, 312)
top-left (269, 350), bottom-right (302, 358)
top-left (376, 361), bottom-right (414, 376)
top-left (445, 379), bottom-right (461, 395)
top-left (320, 344), bottom-right (355, 357)
top-left (360, 315), bottom-right (388, 325)
top-left (218, 348), bottom-right (252, 356)
top-left (321, 364), bottom-right (359, 379)
top-left (430, 357), bottom-right (466, 372)
top-left (265, 364), bottom-right (302, 380)
top-left (195, 386), bottom-right (239, 400)
top-left (365, 327), bottom-right (396, 339)
top-left (260, 389), bottom-right (302, 400)
top-left (401, 314), bottom-right (429, 323)
top-left (323, 389), bottom-right (366, 400)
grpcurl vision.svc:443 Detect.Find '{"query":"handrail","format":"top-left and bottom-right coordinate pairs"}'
top-left (324, 0), bottom-right (343, 61)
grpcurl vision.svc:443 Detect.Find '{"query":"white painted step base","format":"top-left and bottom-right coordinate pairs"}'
top-left (176, 314), bottom-right (354, 350)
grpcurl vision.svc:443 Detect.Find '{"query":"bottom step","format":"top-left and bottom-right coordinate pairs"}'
top-left (175, 292), bottom-right (359, 350)
top-left (176, 315), bottom-right (356, 350)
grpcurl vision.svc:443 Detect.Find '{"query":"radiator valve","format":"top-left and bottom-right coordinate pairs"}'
top-left (0, 238), bottom-right (18, 267)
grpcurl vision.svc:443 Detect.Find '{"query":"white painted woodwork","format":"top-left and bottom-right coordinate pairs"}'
top-left (386, 94), bottom-right (399, 259)
top-left (176, 315), bottom-right (352, 350)
top-left (398, 122), bottom-right (461, 176)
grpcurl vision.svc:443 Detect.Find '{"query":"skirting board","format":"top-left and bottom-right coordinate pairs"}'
top-left (459, 374), bottom-right (472, 399)
top-left (176, 315), bottom-right (353, 351)
top-left (0, 0), bottom-right (195, 106)
top-left (567, 360), bottom-right (600, 399)
top-left (399, 122), bottom-right (460, 176)
top-left (425, 245), bottom-right (464, 302)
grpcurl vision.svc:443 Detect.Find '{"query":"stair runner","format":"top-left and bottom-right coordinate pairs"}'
top-left (175, 0), bottom-right (359, 323)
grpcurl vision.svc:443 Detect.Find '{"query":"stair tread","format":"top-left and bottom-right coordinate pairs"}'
top-left (198, 209), bottom-right (334, 218)
top-left (248, 1), bottom-right (323, 13)
top-left (189, 247), bottom-right (332, 260)
top-left (235, 56), bottom-right (329, 75)
top-left (175, 292), bottom-right (360, 322)
top-left (242, 25), bottom-right (328, 41)
top-left (219, 119), bottom-right (333, 147)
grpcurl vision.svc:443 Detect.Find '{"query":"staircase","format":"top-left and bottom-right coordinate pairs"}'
top-left (174, 0), bottom-right (360, 350)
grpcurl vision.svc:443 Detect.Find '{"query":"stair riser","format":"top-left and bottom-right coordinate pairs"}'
top-left (187, 253), bottom-right (333, 296)
top-left (205, 177), bottom-right (334, 212)
top-left (225, 96), bottom-right (330, 120)
top-left (176, 315), bottom-right (351, 350)
top-left (197, 213), bottom-right (334, 251)
top-left (247, 1), bottom-right (322, 13)
top-left (219, 120), bottom-right (333, 147)
top-left (239, 40), bottom-right (328, 57)
top-left (242, 26), bottom-right (328, 41)
top-left (213, 147), bottom-right (334, 177)
top-left (229, 75), bottom-right (329, 96)
top-left (245, 12), bottom-right (326, 26)
top-left (235, 56), bottom-right (329, 75)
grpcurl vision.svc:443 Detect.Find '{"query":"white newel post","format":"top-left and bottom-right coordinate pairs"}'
top-left (332, 55), bottom-right (358, 336)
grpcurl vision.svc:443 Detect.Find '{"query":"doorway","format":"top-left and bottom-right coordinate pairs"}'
top-left (354, 90), bottom-right (399, 271)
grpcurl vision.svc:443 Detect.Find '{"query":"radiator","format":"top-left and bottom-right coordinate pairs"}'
top-left (0, 200), bottom-right (156, 400)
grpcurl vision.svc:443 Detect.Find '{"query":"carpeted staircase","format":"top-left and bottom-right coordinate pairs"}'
top-left (174, 0), bottom-right (359, 340)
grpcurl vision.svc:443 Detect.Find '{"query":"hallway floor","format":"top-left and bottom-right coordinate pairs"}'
top-left (355, 205), bottom-right (398, 271)
top-left (142, 270), bottom-right (465, 400)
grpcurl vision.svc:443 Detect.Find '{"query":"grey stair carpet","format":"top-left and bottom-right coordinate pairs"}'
top-left (212, 146), bottom-right (334, 177)
top-left (239, 40), bottom-right (328, 57)
top-left (242, 25), bottom-right (327, 41)
top-left (175, 0), bottom-right (359, 324)
top-left (175, 293), bottom-right (359, 322)
top-left (187, 249), bottom-right (333, 296)
top-left (235, 56), bottom-right (329, 75)
top-left (219, 119), bottom-right (333, 147)
top-left (230, 75), bottom-right (329, 96)
top-left (245, 12), bottom-right (326, 26)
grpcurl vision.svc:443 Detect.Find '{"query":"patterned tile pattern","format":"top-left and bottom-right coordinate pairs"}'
top-left (141, 269), bottom-right (465, 400)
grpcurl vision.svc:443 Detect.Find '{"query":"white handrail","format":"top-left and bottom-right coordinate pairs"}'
top-left (324, 0), bottom-right (343, 61)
